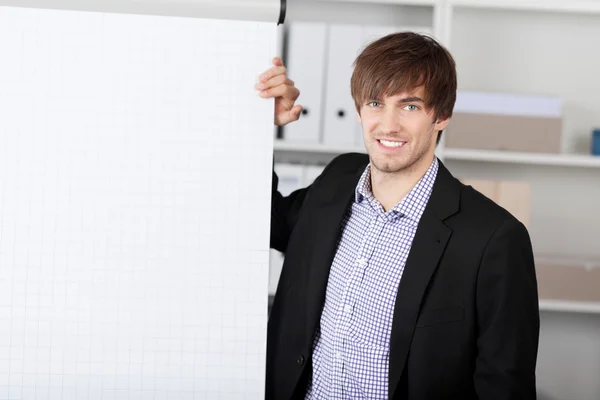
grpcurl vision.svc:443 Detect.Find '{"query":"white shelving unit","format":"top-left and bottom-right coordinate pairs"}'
top-left (448, 0), bottom-right (600, 14)
top-left (273, 140), bottom-right (365, 163)
top-left (275, 140), bottom-right (600, 168)
top-left (277, 0), bottom-right (600, 291)
top-left (324, 0), bottom-right (437, 5)
top-left (274, 139), bottom-right (365, 155)
top-left (444, 148), bottom-right (600, 168)
top-left (539, 300), bottom-right (600, 314)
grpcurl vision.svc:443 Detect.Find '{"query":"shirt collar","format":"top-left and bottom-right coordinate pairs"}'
top-left (354, 157), bottom-right (439, 225)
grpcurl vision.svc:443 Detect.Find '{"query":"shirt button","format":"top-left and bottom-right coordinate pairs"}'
top-left (335, 352), bottom-right (342, 360)
top-left (344, 305), bottom-right (352, 313)
top-left (357, 258), bottom-right (367, 266)
top-left (297, 355), bottom-right (305, 366)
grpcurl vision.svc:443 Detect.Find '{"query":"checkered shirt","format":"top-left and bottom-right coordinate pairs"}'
top-left (305, 157), bottom-right (439, 399)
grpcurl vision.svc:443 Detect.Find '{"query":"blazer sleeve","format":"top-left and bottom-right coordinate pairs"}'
top-left (270, 160), bottom-right (332, 253)
top-left (474, 217), bottom-right (540, 399)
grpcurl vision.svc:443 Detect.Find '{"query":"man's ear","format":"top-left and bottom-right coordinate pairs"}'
top-left (434, 115), bottom-right (450, 132)
top-left (356, 110), bottom-right (362, 124)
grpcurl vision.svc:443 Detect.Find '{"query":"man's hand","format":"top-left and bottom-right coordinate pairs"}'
top-left (256, 57), bottom-right (302, 127)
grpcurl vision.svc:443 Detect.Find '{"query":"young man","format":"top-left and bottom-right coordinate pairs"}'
top-left (257, 32), bottom-right (540, 399)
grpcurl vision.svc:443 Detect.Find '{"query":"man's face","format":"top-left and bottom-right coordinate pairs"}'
top-left (357, 86), bottom-right (449, 175)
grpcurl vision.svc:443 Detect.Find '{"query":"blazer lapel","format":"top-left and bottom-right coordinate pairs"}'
top-left (388, 160), bottom-right (461, 398)
top-left (305, 163), bottom-right (366, 347)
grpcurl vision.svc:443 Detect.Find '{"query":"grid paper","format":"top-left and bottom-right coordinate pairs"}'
top-left (0, 6), bottom-right (275, 399)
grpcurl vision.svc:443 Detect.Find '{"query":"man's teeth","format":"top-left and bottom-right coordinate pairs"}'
top-left (379, 139), bottom-right (405, 148)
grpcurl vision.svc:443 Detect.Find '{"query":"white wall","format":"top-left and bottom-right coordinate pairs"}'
top-left (450, 7), bottom-right (600, 154)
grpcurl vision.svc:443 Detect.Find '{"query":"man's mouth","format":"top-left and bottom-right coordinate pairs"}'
top-left (377, 139), bottom-right (406, 148)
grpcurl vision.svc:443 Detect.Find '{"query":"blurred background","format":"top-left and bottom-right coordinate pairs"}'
top-left (268, 1), bottom-right (600, 399)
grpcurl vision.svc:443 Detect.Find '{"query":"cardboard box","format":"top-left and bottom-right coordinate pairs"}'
top-left (446, 113), bottom-right (562, 153)
top-left (461, 179), bottom-right (531, 228)
top-left (447, 91), bottom-right (563, 154)
top-left (536, 258), bottom-right (600, 303)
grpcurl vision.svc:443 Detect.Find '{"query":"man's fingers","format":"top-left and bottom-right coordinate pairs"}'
top-left (255, 74), bottom-right (293, 91)
top-left (255, 74), bottom-right (286, 91)
top-left (258, 65), bottom-right (287, 83)
top-left (259, 83), bottom-right (299, 100)
top-left (290, 105), bottom-right (303, 118)
top-left (275, 105), bottom-right (303, 126)
top-left (256, 57), bottom-right (302, 128)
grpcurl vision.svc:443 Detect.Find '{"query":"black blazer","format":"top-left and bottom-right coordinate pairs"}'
top-left (267, 153), bottom-right (540, 400)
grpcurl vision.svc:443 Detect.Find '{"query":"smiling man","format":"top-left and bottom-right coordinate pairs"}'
top-left (260, 32), bottom-right (540, 400)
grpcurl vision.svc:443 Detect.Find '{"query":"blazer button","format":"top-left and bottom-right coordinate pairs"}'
top-left (297, 355), bottom-right (305, 366)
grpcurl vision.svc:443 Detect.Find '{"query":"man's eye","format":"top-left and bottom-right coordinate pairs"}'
top-left (367, 101), bottom-right (381, 108)
top-left (404, 104), bottom-right (418, 111)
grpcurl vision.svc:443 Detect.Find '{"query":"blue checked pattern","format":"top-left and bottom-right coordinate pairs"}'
top-left (305, 157), bottom-right (439, 399)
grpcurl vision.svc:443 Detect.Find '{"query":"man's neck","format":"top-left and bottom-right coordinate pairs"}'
top-left (371, 153), bottom-right (435, 212)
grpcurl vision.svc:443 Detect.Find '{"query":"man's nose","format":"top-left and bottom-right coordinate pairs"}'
top-left (381, 107), bottom-right (401, 135)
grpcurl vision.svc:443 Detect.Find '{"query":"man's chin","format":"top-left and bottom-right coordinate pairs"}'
top-left (371, 160), bottom-right (410, 174)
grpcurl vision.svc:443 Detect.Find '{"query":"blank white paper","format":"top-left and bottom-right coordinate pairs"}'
top-left (0, 6), bottom-right (275, 399)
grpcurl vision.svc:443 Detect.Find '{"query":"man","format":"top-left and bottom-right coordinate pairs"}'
top-left (256, 32), bottom-right (540, 399)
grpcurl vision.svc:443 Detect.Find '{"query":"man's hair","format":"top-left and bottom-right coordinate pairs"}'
top-left (351, 31), bottom-right (457, 144)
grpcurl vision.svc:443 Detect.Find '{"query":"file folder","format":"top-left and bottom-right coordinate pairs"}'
top-left (282, 22), bottom-right (327, 143)
top-left (322, 24), bottom-right (364, 146)
top-left (323, 25), bottom-right (427, 147)
top-left (353, 25), bottom-right (406, 145)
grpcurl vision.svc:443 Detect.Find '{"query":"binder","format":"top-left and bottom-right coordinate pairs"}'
top-left (323, 24), bottom-right (403, 147)
top-left (269, 163), bottom-right (305, 295)
top-left (322, 24), bottom-right (364, 146)
top-left (282, 22), bottom-right (327, 143)
top-left (353, 25), bottom-right (404, 145)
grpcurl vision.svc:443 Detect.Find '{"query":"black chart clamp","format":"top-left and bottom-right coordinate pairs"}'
top-left (278, 0), bottom-right (286, 25)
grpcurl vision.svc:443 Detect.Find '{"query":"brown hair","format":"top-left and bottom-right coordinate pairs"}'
top-left (351, 31), bottom-right (457, 143)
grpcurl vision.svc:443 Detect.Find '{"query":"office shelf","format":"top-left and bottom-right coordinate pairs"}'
top-left (539, 300), bottom-right (600, 314)
top-left (322, 0), bottom-right (438, 6)
top-left (536, 255), bottom-right (600, 314)
top-left (274, 140), bottom-right (600, 168)
top-left (274, 139), bottom-right (366, 155)
top-left (444, 148), bottom-right (600, 168)
top-left (273, 140), bottom-right (367, 164)
top-left (449, 0), bottom-right (600, 15)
